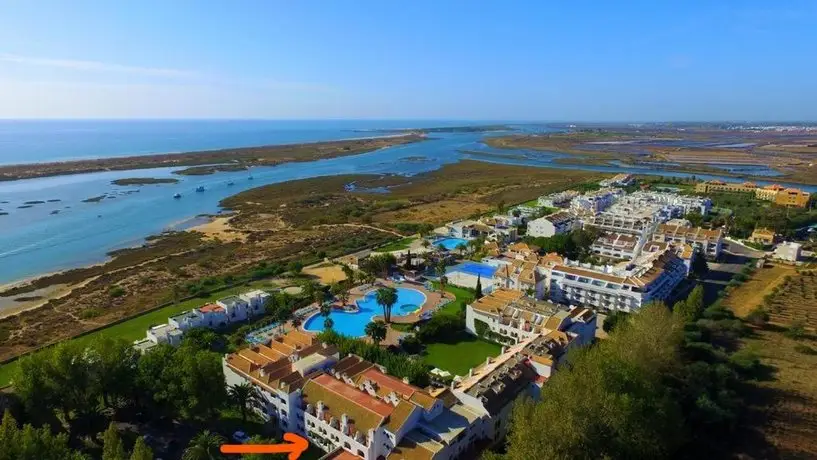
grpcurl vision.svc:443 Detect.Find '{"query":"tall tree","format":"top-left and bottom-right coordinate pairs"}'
top-left (375, 287), bottom-right (399, 323)
top-left (691, 254), bottom-right (709, 278)
top-left (340, 264), bottom-right (355, 283)
top-left (102, 423), bottom-right (127, 460)
top-left (435, 261), bottom-right (448, 291)
top-left (475, 274), bottom-right (483, 299)
top-left (365, 321), bottom-right (388, 346)
top-left (182, 431), bottom-right (225, 460)
top-left (89, 337), bottom-right (139, 409)
top-left (330, 282), bottom-right (347, 305)
top-left (405, 249), bottom-right (413, 270)
top-left (228, 382), bottom-right (261, 424)
top-left (169, 350), bottom-right (228, 420)
top-left (130, 437), bottom-right (153, 460)
top-left (498, 303), bottom-right (684, 460)
top-left (456, 243), bottom-right (467, 256)
top-left (0, 410), bottom-right (87, 460)
top-left (674, 285), bottom-right (705, 323)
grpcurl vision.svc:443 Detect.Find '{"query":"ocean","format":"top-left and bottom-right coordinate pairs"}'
top-left (0, 119), bottom-right (812, 288)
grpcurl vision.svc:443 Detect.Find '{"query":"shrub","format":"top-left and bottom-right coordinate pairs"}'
top-left (745, 307), bottom-right (769, 326)
top-left (785, 321), bottom-right (807, 340)
top-left (473, 318), bottom-right (489, 337)
top-left (794, 344), bottom-right (817, 355)
top-left (109, 286), bottom-right (126, 297)
top-left (79, 308), bottom-right (102, 319)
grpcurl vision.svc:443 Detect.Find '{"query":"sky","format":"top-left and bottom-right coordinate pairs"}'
top-left (0, 0), bottom-right (816, 121)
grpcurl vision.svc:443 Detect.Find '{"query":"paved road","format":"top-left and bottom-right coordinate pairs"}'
top-left (723, 238), bottom-right (768, 258)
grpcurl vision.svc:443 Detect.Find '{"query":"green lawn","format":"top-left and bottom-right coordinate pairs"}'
top-left (437, 283), bottom-right (474, 316)
top-left (377, 236), bottom-right (418, 252)
top-left (423, 332), bottom-right (502, 376)
top-left (519, 198), bottom-right (540, 207)
top-left (0, 279), bottom-right (280, 387)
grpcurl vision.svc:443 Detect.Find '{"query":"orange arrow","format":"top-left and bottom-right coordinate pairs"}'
top-left (220, 432), bottom-right (310, 460)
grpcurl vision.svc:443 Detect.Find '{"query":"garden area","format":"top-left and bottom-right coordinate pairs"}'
top-left (423, 332), bottom-right (502, 376)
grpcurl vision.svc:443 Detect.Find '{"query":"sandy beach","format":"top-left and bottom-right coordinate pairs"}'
top-left (187, 215), bottom-right (247, 242)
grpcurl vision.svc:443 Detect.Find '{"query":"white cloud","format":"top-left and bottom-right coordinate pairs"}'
top-left (0, 52), bottom-right (197, 78)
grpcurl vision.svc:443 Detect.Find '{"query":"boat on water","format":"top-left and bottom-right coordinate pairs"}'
top-left (227, 181), bottom-right (235, 186)
top-left (195, 186), bottom-right (205, 192)
top-left (173, 193), bottom-right (182, 199)
top-left (247, 175), bottom-right (254, 181)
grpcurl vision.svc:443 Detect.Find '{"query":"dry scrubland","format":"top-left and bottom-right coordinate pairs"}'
top-left (725, 265), bottom-right (817, 457)
top-left (0, 161), bottom-right (599, 362)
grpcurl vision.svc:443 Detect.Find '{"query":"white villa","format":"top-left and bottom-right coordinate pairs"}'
top-left (526, 211), bottom-right (576, 238)
top-left (133, 289), bottom-right (271, 353)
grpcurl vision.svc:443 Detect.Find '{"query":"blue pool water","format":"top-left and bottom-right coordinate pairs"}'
top-left (448, 262), bottom-right (498, 278)
top-left (434, 237), bottom-right (469, 251)
top-left (303, 287), bottom-right (427, 336)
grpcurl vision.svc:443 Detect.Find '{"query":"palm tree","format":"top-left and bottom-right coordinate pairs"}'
top-left (421, 239), bottom-right (431, 249)
top-left (228, 382), bottom-right (261, 424)
top-left (375, 287), bottom-right (398, 323)
top-left (456, 243), bottom-right (467, 257)
top-left (323, 317), bottom-right (334, 330)
top-left (365, 320), bottom-right (388, 346)
top-left (437, 243), bottom-right (447, 253)
top-left (182, 431), bottom-right (225, 460)
top-left (291, 314), bottom-right (304, 329)
top-left (341, 264), bottom-right (355, 283)
top-left (435, 261), bottom-right (448, 291)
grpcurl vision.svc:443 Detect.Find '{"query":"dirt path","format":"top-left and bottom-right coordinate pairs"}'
top-left (314, 223), bottom-right (404, 238)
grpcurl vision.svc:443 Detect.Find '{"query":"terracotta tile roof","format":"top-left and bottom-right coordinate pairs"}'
top-left (544, 210), bottom-right (575, 224)
top-left (325, 450), bottom-right (363, 460)
top-left (383, 400), bottom-right (418, 434)
top-left (302, 373), bottom-right (393, 436)
top-left (470, 289), bottom-right (525, 315)
top-left (333, 355), bottom-right (375, 378)
top-left (387, 431), bottom-right (443, 460)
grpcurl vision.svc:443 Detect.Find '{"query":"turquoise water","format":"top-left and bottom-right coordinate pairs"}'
top-left (448, 261), bottom-right (497, 278)
top-left (303, 287), bottom-right (426, 336)
top-left (1, 120), bottom-right (816, 287)
top-left (434, 237), bottom-right (469, 250)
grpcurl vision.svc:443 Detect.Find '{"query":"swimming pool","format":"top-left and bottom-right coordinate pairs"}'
top-left (448, 261), bottom-right (498, 278)
top-left (434, 237), bottom-right (469, 251)
top-left (303, 287), bottom-right (427, 336)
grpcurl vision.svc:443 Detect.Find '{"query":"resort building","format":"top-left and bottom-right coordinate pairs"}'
top-left (537, 190), bottom-right (579, 208)
top-left (774, 242), bottom-right (802, 262)
top-left (694, 180), bottom-right (758, 194)
top-left (135, 288), bottom-right (272, 352)
top-left (569, 188), bottom-right (622, 214)
top-left (548, 247), bottom-right (688, 312)
top-left (599, 173), bottom-right (634, 187)
top-left (590, 232), bottom-right (643, 261)
top-left (697, 181), bottom-right (810, 208)
top-left (652, 224), bottom-right (723, 259)
top-left (493, 260), bottom-right (544, 298)
top-left (756, 184), bottom-right (786, 201)
top-left (464, 289), bottom-right (596, 346)
top-left (224, 329), bottom-right (538, 460)
top-left (583, 208), bottom-right (660, 238)
top-left (775, 188), bottom-right (811, 208)
top-left (749, 227), bottom-right (776, 246)
top-left (526, 211), bottom-right (577, 238)
top-left (616, 191), bottom-right (711, 217)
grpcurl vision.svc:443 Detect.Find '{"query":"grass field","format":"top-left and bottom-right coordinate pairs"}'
top-left (0, 279), bottom-right (279, 387)
top-left (721, 263), bottom-right (795, 317)
top-left (423, 332), bottom-right (502, 376)
top-left (377, 236), bottom-right (418, 252)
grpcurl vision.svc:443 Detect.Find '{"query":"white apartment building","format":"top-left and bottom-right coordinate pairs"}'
top-left (548, 248), bottom-right (688, 312)
top-left (464, 289), bottom-right (597, 346)
top-left (590, 232), bottom-right (644, 261)
top-left (652, 224), bottom-right (723, 259)
top-left (569, 188), bottom-right (622, 214)
top-left (537, 190), bottom-right (579, 208)
top-left (583, 207), bottom-right (661, 238)
top-left (526, 211), bottom-right (576, 238)
top-left (617, 191), bottom-right (711, 217)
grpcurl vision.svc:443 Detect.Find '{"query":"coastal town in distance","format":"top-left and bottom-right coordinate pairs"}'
top-left (2, 1), bottom-right (817, 459)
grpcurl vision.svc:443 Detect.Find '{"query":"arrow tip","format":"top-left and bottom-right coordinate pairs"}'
top-left (283, 432), bottom-right (309, 460)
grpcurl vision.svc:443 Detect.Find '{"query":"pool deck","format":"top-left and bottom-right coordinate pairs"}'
top-left (299, 279), bottom-right (454, 343)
